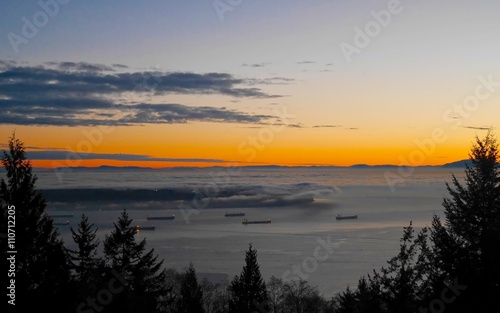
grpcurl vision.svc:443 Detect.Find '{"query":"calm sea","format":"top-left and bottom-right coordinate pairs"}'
top-left (4, 166), bottom-right (466, 296)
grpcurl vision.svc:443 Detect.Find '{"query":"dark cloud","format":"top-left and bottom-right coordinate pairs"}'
top-left (121, 103), bottom-right (273, 125)
top-left (0, 65), bottom-right (279, 98)
top-left (26, 150), bottom-right (227, 163)
top-left (0, 61), bottom-right (282, 127)
top-left (0, 60), bottom-right (17, 69)
top-left (44, 61), bottom-right (116, 72)
top-left (112, 63), bottom-right (129, 69)
top-left (58, 62), bottom-right (115, 72)
top-left (0, 99), bottom-right (274, 127)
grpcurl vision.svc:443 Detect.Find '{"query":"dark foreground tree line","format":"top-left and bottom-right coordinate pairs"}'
top-left (1, 132), bottom-right (499, 313)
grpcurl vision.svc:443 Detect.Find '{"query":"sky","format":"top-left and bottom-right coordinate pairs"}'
top-left (1, 0), bottom-right (500, 168)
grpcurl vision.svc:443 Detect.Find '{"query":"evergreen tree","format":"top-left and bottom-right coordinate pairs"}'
top-left (177, 263), bottom-right (205, 313)
top-left (104, 209), bottom-right (139, 271)
top-left (376, 223), bottom-right (431, 313)
top-left (334, 223), bottom-right (431, 313)
top-left (68, 214), bottom-right (102, 306)
top-left (334, 287), bottom-right (357, 313)
top-left (0, 133), bottom-right (71, 312)
top-left (430, 131), bottom-right (500, 312)
top-left (69, 214), bottom-right (101, 282)
top-left (103, 209), bottom-right (167, 312)
top-left (353, 277), bottom-right (383, 313)
top-left (228, 244), bottom-right (268, 313)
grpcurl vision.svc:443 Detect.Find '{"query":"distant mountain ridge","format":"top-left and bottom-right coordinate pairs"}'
top-left (441, 160), bottom-right (473, 168)
top-left (19, 159), bottom-right (478, 171)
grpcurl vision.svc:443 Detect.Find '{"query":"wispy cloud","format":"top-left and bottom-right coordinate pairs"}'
top-left (0, 61), bottom-right (283, 127)
top-left (297, 61), bottom-right (315, 65)
top-left (462, 125), bottom-right (491, 131)
top-left (245, 77), bottom-right (295, 86)
top-left (242, 62), bottom-right (270, 68)
top-left (313, 124), bottom-right (341, 128)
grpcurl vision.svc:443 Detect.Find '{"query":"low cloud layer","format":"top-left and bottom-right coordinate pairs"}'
top-left (41, 182), bottom-right (337, 210)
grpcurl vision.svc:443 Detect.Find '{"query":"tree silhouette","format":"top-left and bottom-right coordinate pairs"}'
top-left (0, 133), bottom-right (71, 312)
top-left (282, 279), bottom-right (325, 313)
top-left (69, 214), bottom-right (101, 280)
top-left (335, 287), bottom-right (358, 313)
top-left (430, 131), bottom-right (500, 312)
top-left (177, 263), bottom-right (205, 313)
top-left (103, 209), bottom-right (167, 312)
top-left (228, 243), bottom-right (268, 313)
top-left (68, 213), bottom-right (102, 306)
top-left (335, 224), bottom-right (431, 313)
top-left (376, 223), bottom-right (431, 313)
top-left (267, 276), bottom-right (285, 313)
top-left (334, 132), bottom-right (500, 313)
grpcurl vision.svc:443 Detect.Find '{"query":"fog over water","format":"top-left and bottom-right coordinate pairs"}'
top-left (12, 167), bottom-right (466, 296)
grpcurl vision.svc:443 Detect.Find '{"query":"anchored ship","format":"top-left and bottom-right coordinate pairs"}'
top-left (335, 214), bottom-right (358, 220)
top-left (134, 225), bottom-right (156, 231)
top-left (147, 215), bottom-right (175, 220)
top-left (225, 212), bottom-right (245, 217)
top-left (242, 219), bottom-right (271, 225)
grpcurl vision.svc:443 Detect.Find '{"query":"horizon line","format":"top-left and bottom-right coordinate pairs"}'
top-left (26, 159), bottom-right (471, 170)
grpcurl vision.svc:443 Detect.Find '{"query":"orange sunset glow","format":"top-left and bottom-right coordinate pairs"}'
top-left (1, 1), bottom-right (499, 168)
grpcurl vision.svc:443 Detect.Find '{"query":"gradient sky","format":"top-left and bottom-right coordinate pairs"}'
top-left (1, 0), bottom-right (499, 168)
